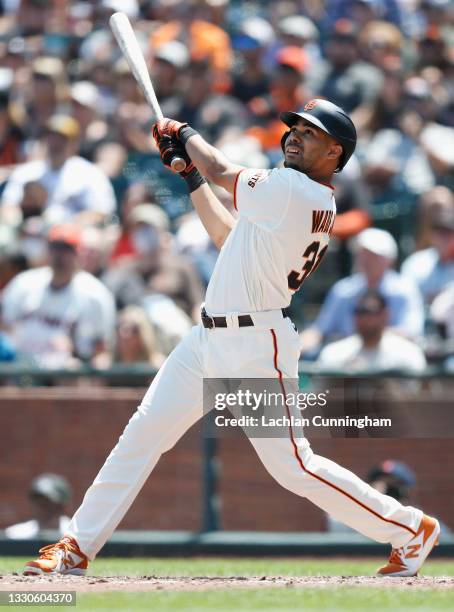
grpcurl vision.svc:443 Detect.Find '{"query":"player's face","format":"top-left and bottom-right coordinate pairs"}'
top-left (284, 119), bottom-right (341, 175)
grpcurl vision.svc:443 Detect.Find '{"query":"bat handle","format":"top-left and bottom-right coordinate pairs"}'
top-left (170, 157), bottom-right (187, 173)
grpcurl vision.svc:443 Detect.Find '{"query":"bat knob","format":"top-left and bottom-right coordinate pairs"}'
top-left (170, 157), bottom-right (187, 173)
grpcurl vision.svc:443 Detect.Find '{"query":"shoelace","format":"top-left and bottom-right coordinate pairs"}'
top-left (389, 547), bottom-right (405, 566)
top-left (38, 539), bottom-right (77, 560)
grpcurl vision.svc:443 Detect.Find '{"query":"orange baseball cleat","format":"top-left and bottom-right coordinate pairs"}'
top-left (377, 514), bottom-right (440, 577)
top-left (23, 536), bottom-right (88, 576)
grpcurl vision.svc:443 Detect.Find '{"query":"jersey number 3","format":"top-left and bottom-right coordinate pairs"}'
top-left (287, 241), bottom-right (328, 291)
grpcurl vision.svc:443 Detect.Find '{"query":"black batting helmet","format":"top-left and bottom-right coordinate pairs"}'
top-left (280, 99), bottom-right (357, 171)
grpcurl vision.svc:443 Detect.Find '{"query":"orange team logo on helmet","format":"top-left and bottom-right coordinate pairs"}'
top-left (304, 100), bottom-right (318, 111)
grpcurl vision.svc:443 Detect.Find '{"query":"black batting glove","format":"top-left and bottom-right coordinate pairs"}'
top-left (157, 135), bottom-right (206, 193)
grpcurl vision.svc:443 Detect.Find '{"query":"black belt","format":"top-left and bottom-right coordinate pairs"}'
top-left (201, 307), bottom-right (290, 329)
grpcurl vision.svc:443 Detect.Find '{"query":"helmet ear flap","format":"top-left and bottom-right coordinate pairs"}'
top-left (335, 148), bottom-right (346, 172)
top-left (281, 130), bottom-right (290, 153)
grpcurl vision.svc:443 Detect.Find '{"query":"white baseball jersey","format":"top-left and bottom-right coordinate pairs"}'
top-left (205, 167), bottom-right (336, 314)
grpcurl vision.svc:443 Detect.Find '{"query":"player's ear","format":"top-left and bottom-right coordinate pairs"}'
top-left (281, 131), bottom-right (291, 153)
top-left (326, 142), bottom-right (343, 164)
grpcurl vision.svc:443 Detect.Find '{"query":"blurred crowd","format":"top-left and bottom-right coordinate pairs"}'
top-left (0, 0), bottom-right (452, 376)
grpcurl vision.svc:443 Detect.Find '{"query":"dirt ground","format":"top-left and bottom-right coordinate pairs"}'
top-left (1, 574), bottom-right (454, 592)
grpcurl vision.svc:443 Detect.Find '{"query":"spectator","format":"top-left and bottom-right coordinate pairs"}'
top-left (300, 228), bottom-right (424, 355)
top-left (401, 208), bottom-right (454, 304)
top-left (316, 289), bottom-right (426, 373)
top-left (416, 186), bottom-right (454, 250)
top-left (231, 18), bottom-right (274, 104)
top-left (417, 25), bottom-right (448, 71)
top-left (10, 57), bottom-right (68, 146)
top-left (358, 20), bottom-right (402, 71)
top-left (357, 61), bottom-right (404, 135)
top-left (77, 34), bottom-right (116, 114)
top-left (278, 15), bottom-right (320, 58)
top-left (330, 155), bottom-right (371, 242)
top-left (419, 118), bottom-right (454, 189)
top-left (176, 211), bottom-right (219, 287)
top-left (367, 460), bottom-right (416, 502)
top-left (78, 226), bottom-right (114, 279)
top-left (141, 293), bottom-right (193, 356)
top-left (0, 72), bottom-right (23, 166)
top-left (0, 0), bottom-right (449, 379)
top-left (69, 80), bottom-right (108, 158)
top-left (0, 330), bottom-right (15, 361)
top-left (0, 115), bottom-right (116, 226)
top-left (113, 97), bottom-right (155, 155)
top-left (311, 19), bottom-right (384, 116)
top-left (15, 216), bottom-right (47, 267)
top-left (430, 283), bottom-right (454, 342)
top-left (14, 0), bottom-right (64, 37)
top-left (16, 182), bottom-right (48, 222)
top-left (1, 224), bottom-right (116, 368)
top-left (115, 305), bottom-right (165, 367)
top-left (363, 77), bottom-right (440, 203)
top-left (247, 46), bottom-right (310, 151)
top-left (0, 247), bottom-right (28, 290)
top-left (175, 183), bottom-right (235, 286)
top-left (4, 473), bottom-right (71, 540)
top-left (70, 81), bottom-right (100, 136)
top-left (151, 41), bottom-right (190, 105)
top-left (113, 57), bottom-right (144, 105)
top-left (103, 204), bottom-right (204, 320)
top-left (110, 182), bottom-right (152, 262)
top-left (323, 0), bottom-right (404, 28)
top-left (150, 0), bottom-right (233, 88)
top-left (170, 59), bottom-right (248, 143)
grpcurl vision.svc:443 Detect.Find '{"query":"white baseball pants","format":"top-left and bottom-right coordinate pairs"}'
top-left (67, 312), bottom-right (422, 559)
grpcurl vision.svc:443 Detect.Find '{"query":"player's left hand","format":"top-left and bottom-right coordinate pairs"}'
top-left (156, 135), bottom-right (206, 193)
top-left (156, 135), bottom-right (193, 174)
top-left (152, 118), bottom-right (187, 145)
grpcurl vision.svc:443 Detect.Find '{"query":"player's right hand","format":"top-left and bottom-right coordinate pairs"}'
top-left (152, 118), bottom-right (188, 145)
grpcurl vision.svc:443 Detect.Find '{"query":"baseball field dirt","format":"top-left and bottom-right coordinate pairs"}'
top-left (2, 558), bottom-right (454, 611)
top-left (2, 572), bottom-right (454, 591)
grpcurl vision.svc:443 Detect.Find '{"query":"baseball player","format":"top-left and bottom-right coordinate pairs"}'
top-left (24, 99), bottom-right (439, 578)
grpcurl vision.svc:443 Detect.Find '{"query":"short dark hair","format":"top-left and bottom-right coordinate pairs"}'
top-left (354, 289), bottom-right (387, 315)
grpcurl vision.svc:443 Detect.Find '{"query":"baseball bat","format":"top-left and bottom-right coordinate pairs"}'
top-left (109, 12), bottom-right (187, 173)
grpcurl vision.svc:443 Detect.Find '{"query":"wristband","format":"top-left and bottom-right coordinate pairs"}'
top-left (183, 168), bottom-right (206, 193)
top-left (179, 126), bottom-right (199, 146)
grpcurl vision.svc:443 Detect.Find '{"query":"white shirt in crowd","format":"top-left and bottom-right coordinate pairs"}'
top-left (1, 156), bottom-right (116, 222)
top-left (1, 267), bottom-right (116, 367)
top-left (317, 330), bottom-right (427, 373)
top-left (4, 516), bottom-right (71, 540)
top-left (430, 284), bottom-right (454, 339)
top-left (401, 248), bottom-right (454, 304)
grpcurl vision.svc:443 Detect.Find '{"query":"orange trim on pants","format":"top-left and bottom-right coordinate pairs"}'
top-left (269, 328), bottom-right (417, 538)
